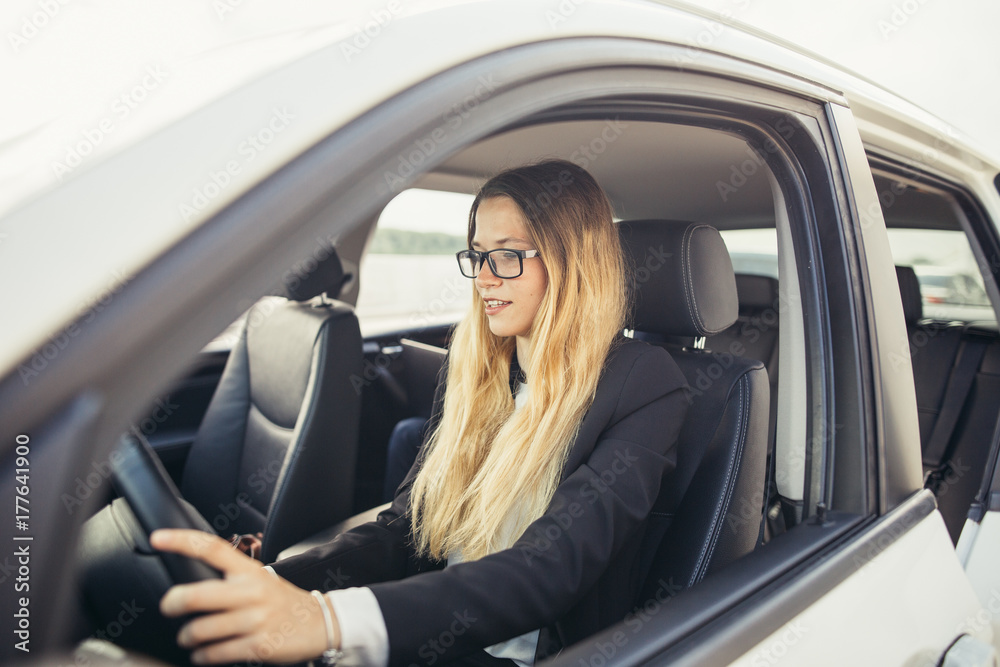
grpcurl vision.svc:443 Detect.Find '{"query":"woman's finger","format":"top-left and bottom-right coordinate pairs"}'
top-left (187, 634), bottom-right (269, 666)
top-left (181, 601), bottom-right (327, 665)
top-left (177, 605), bottom-right (267, 649)
top-left (160, 575), bottom-right (266, 617)
top-left (150, 529), bottom-right (261, 575)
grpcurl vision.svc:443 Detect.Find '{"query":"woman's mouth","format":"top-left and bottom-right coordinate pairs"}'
top-left (484, 299), bottom-right (511, 315)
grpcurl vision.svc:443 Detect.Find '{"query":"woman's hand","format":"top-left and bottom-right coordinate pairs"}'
top-left (151, 529), bottom-right (336, 665)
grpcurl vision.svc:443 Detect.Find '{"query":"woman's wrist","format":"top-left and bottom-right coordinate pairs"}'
top-left (310, 590), bottom-right (345, 665)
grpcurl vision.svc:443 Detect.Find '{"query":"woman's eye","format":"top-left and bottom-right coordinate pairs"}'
top-left (499, 251), bottom-right (519, 260)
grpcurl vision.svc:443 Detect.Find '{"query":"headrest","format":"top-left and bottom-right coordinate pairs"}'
top-left (619, 220), bottom-right (738, 337)
top-left (273, 244), bottom-right (348, 302)
top-left (895, 265), bottom-right (923, 325)
top-left (735, 274), bottom-right (778, 313)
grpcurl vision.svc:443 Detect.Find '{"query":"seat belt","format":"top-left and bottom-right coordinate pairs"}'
top-left (923, 334), bottom-right (991, 474)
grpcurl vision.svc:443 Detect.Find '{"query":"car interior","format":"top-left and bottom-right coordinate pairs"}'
top-left (70, 111), bottom-right (1000, 663)
top-left (871, 167), bottom-right (1000, 544)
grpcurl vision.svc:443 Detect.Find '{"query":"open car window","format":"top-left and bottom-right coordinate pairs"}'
top-left (356, 189), bottom-right (474, 336)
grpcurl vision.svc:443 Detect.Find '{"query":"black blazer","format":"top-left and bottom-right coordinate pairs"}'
top-left (271, 338), bottom-right (688, 666)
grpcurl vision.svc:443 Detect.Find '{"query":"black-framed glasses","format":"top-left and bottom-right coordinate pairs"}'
top-left (456, 248), bottom-right (541, 279)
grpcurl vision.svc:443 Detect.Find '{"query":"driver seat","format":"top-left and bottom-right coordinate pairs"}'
top-left (618, 220), bottom-right (770, 600)
top-left (180, 245), bottom-right (364, 562)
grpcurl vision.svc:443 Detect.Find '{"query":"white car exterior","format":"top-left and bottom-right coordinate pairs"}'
top-left (1, 2), bottom-right (998, 665)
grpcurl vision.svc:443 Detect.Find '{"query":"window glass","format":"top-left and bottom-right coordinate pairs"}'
top-left (720, 228), bottom-right (778, 279)
top-left (356, 188), bottom-right (475, 335)
top-left (886, 228), bottom-right (995, 324)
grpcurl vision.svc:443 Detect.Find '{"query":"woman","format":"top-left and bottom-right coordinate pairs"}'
top-left (152, 160), bottom-right (689, 666)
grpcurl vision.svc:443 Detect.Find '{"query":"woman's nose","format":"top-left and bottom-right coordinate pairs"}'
top-left (475, 260), bottom-right (501, 288)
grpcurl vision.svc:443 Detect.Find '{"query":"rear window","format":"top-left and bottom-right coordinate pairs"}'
top-left (886, 228), bottom-right (995, 324)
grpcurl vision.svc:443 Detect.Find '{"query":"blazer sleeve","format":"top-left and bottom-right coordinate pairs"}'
top-left (268, 357), bottom-right (451, 589)
top-left (368, 343), bottom-right (688, 666)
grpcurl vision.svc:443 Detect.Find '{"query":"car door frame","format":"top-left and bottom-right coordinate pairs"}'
top-left (0, 35), bottom-right (977, 662)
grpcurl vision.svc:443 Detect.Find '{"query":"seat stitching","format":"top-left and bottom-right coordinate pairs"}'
top-left (261, 317), bottom-right (331, 545)
top-left (690, 374), bottom-right (747, 586)
top-left (702, 376), bottom-right (749, 575)
top-left (683, 225), bottom-right (705, 334)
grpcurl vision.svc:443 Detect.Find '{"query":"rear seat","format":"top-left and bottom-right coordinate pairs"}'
top-left (895, 266), bottom-right (965, 447)
top-left (896, 265), bottom-right (1000, 542)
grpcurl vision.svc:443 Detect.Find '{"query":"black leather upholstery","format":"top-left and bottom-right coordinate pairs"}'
top-left (894, 265), bottom-right (1000, 543)
top-left (895, 265), bottom-right (965, 450)
top-left (620, 220), bottom-right (739, 337)
top-left (273, 247), bottom-right (349, 301)
top-left (620, 220), bottom-right (770, 599)
top-left (895, 265), bottom-right (923, 325)
top-left (181, 247), bottom-right (363, 563)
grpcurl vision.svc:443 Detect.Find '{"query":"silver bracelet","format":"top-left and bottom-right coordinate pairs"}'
top-left (310, 590), bottom-right (345, 666)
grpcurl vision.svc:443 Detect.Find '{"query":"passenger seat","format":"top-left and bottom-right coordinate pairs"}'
top-left (181, 246), bottom-right (364, 562)
top-left (896, 265), bottom-right (1000, 542)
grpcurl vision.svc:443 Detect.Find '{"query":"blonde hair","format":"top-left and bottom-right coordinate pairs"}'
top-left (410, 160), bottom-right (628, 561)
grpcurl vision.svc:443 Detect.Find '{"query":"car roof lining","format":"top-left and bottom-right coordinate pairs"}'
top-left (412, 119), bottom-right (776, 229)
top-left (870, 171), bottom-right (963, 231)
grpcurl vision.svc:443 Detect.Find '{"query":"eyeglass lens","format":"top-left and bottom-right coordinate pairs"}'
top-left (458, 250), bottom-right (523, 278)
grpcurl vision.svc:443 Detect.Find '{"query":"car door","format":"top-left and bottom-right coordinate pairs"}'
top-left (961, 439), bottom-right (1000, 647)
top-left (0, 12), bottom-right (994, 664)
top-left (537, 80), bottom-right (984, 667)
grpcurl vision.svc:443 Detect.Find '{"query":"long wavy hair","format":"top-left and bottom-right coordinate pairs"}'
top-left (409, 160), bottom-right (628, 561)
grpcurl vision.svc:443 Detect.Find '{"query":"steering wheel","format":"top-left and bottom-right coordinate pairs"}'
top-left (71, 433), bottom-right (223, 663)
top-left (111, 432), bottom-right (222, 584)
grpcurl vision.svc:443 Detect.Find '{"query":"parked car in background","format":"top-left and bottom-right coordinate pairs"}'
top-left (2, 2), bottom-right (1000, 665)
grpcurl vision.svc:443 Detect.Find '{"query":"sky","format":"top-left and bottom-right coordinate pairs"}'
top-left (672, 0), bottom-right (1000, 165)
top-left (3, 0), bottom-right (998, 214)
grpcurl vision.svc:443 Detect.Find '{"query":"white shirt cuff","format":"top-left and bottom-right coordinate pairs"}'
top-left (325, 587), bottom-right (390, 667)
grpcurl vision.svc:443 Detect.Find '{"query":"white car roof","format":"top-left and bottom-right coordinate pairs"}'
top-left (1, 0), bottom-right (996, 377)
